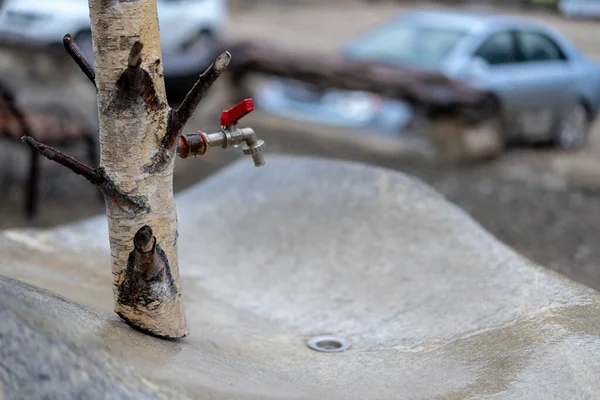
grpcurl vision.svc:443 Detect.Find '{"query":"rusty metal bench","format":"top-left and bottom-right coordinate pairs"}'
top-left (0, 79), bottom-right (98, 218)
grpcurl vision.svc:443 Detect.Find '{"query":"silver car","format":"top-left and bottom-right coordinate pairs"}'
top-left (559, 0), bottom-right (600, 19)
top-left (256, 9), bottom-right (600, 149)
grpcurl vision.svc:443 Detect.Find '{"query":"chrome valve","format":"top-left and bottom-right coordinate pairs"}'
top-left (177, 98), bottom-right (265, 167)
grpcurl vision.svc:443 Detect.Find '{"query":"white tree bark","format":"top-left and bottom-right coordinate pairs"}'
top-left (89, 0), bottom-right (186, 337)
top-left (24, 0), bottom-right (230, 338)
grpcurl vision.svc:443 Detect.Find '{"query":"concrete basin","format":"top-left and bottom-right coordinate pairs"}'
top-left (1, 156), bottom-right (599, 399)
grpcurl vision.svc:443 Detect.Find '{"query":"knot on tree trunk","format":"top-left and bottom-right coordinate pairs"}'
top-left (107, 41), bottom-right (166, 118)
top-left (116, 225), bottom-right (187, 338)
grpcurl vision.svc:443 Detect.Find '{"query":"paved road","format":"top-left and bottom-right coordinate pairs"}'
top-left (228, 1), bottom-right (600, 62)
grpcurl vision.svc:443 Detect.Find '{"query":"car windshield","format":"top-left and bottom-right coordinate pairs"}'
top-left (344, 20), bottom-right (467, 70)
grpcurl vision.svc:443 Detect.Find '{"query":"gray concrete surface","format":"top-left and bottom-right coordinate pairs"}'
top-left (0, 276), bottom-right (177, 400)
top-left (2, 156), bottom-right (600, 399)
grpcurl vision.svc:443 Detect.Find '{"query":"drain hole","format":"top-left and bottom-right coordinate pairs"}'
top-left (316, 339), bottom-right (342, 350)
top-left (307, 335), bottom-right (351, 353)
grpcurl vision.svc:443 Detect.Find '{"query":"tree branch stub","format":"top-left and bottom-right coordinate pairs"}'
top-left (117, 225), bottom-right (181, 338)
top-left (125, 41), bottom-right (144, 88)
top-left (63, 34), bottom-right (96, 87)
top-left (21, 136), bottom-right (103, 184)
top-left (21, 136), bottom-right (150, 216)
top-left (145, 51), bottom-right (231, 174)
top-left (167, 52), bottom-right (231, 141)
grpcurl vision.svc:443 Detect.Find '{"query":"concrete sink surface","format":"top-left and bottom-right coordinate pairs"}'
top-left (1, 155), bottom-right (600, 399)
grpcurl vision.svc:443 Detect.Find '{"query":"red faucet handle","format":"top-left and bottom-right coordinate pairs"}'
top-left (220, 98), bottom-right (254, 128)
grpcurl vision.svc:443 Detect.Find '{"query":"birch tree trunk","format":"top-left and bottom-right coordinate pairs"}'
top-left (24, 0), bottom-right (231, 338)
top-left (87, 0), bottom-right (186, 338)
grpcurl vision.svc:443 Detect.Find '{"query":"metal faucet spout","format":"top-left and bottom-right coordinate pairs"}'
top-left (239, 128), bottom-right (266, 167)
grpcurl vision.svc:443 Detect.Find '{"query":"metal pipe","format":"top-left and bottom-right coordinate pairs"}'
top-left (206, 132), bottom-right (226, 148)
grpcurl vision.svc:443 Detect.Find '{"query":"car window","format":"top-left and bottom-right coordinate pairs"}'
top-left (344, 22), bottom-right (467, 70)
top-left (474, 32), bottom-right (518, 65)
top-left (517, 31), bottom-right (566, 62)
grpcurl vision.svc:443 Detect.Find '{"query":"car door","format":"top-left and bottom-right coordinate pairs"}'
top-left (469, 29), bottom-right (576, 140)
top-left (510, 29), bottom-right (575, 140)
top-left (467, 30), bottom-right (526, 139)
top-left (471, 29), bottom-right (575, 139)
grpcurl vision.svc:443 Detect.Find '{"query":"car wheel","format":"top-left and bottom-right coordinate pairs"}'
top-left (556, 102), bottom-right (589, 150)
top-left (74, 31), bottom-right (94, 65)
top-left (183, 30), bottom-right (216, 61)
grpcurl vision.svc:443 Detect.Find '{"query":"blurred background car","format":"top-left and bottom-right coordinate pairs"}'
top-left (558, 0), bottom-right (600, 18)
top-left (256, 8), bottom-right (600, 149)
top-left (0, 0), bottom-right (228, 96)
